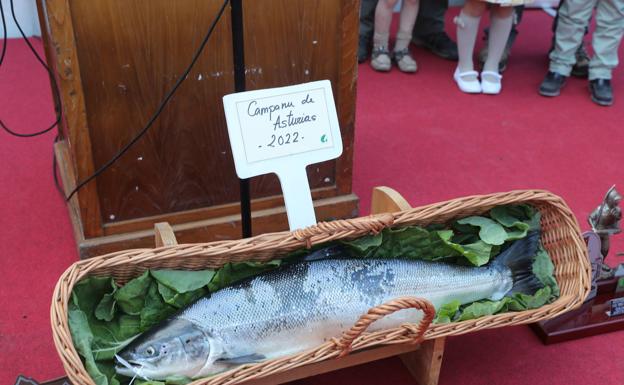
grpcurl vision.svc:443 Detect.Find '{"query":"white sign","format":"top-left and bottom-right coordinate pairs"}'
top-left (223, 80), bottom-right (342, 230)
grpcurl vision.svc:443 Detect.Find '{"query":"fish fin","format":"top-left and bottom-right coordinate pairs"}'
top-left (492, 231), bottom-right (544, 296)
top-left (303, 245), bottom-right (348, 262)
top-left (220, 353), bottom-right (266, 364)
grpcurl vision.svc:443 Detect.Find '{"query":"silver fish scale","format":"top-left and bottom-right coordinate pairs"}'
top-left (180, 258), bottom-right (510, 363)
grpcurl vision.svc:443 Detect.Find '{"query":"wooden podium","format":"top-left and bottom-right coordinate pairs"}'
top-left (37, 0), bottom-right (360, 257)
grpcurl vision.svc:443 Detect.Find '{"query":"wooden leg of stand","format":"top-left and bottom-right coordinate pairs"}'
top-left (370, 186), bottom-right (445, 385)
top-left (399, 338), bottom-right (446, 385)
top-left (154, 222), bottom-right (178, 247)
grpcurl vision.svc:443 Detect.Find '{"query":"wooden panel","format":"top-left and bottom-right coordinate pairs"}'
top-left (40, 0), bottom-right (359, 247)
top-left (78, 194), bottom-right (359, 257)
top-left (68, 0), bottom-right (237, 223)
top-left (335, 0), bottom-right (358, 195)
top-left (243, 0), bottom-right (352, 199)
top-left (39, 0), bottom-right (104, 237)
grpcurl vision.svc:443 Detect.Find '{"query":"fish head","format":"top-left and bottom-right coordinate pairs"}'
top-left (115, 318), bottom-right (212, 380)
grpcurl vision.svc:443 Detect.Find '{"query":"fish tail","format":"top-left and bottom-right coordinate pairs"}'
top-left (492, 231), bottom-right (544, 296)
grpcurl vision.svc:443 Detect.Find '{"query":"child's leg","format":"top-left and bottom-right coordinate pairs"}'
top-left (395, 0), bottom-right (420, 52)
top-left (394, 0), bottom-right (420, 72)
top-left (373, 0), bottom-right (398, 50)
top-left (588, 0), bottom-right (624, 81)
top-left (550, 0), bottom-right (596, 77)
top-left (455, 0), bottom-right (486, 79)
top-left (482, 5), bottom-right (514, 79)
top-left (372, 0), bottom-right (398, 71)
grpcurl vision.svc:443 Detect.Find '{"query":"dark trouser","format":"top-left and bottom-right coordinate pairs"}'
top-left (359, 0), bottom-right (448, 42)
top-left (413, 0), bottom-right (448, 38)
top-left (359, 0), bottom-right (378, 43)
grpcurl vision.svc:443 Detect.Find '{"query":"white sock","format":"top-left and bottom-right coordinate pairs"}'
top-left (373, 31), bottom-right (390, 50)
top-left (455, 11), bottom-right (481, 78)
top-left (483, 12), bottom-right (513, 78)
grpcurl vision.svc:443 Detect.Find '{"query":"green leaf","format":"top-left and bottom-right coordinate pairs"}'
top-left (72, 276), bottom-right (117, 315)
top-left (151, 270), bottom-right (216, 293)
top-left (533, 246), bottom-right (560, 296)
top-left (95, 293), bottom-right (117, 322)
top-left (157, 283), bottom-right (207, 308)
top-left (140, 282), bottom-right (177, 330)
top-left (68, 306), bottom-right (110, 385)
top-left (458, 299), bottom-right (509, 321)
top-left (342, 233), bottom-right (383, 255)
top-left (208, 260), bottom-right (282, 292)
top-left (440, 237), bottom-right (493, 266)
top-left (489, 206), bottom-right (531, 240)
top-left (114, 271), bottom-right (151, 315)
top-left (434, 300), bottom-right (460, 323)
top-left (90, 315), bottom-right (142, 360)
top-left (490, 206), bottom-right (528, 227)
top-left (456, 216), bottom-right (508, 246)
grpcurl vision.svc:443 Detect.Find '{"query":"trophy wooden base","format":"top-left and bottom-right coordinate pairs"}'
top-left (530, 278), bottom-right (624, 344)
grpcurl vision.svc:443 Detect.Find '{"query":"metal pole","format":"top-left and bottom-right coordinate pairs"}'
top-left (231, 0), bottom-right (252, 238)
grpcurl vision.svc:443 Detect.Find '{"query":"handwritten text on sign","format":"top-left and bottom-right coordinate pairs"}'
top-left (223, 81), bottom-right (342, 229)
top-left (235, 87), bottom-right (334, 163)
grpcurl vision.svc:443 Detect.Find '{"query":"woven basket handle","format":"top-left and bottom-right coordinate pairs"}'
top-left (293, 214), bottom-right (395, 248)
top-left (336, 296), bottom-right (436, 357)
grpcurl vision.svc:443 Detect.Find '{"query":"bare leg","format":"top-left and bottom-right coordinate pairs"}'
top-left (395, 0), bottom-right (420, 51)
top-left (395, 0), bottom-right (420, 72)
top-left (371, 0), bottom-right (398, 71)
top-left (373, 0), bottom-right (398, 49)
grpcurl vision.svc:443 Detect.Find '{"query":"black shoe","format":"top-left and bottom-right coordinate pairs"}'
top-left (571, 42), bottom-right (590, 78)
top-left (539, 71), bottom-right (567, 97)
top-left (412, 31), bottom-right (458, 61)
top-left (589, 79), bottom-right (613, 106)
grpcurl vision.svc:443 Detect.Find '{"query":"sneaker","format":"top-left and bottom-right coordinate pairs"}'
top-left (539, 71), bottom-right (567, 97)
top-left (589, 79), bottom-right (613, 106)
top-left (571, 42), bottom-right (590, 78)
top-left (412, 31), bottom-right (458, 61)
top-left (478, 29), bottom-right (518, 73)
top-left (393, 48), bottom-right (418, 73)
top-left (370, 47), bottom-right (391, 72)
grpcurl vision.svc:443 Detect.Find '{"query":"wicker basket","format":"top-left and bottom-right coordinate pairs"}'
top-left (51, 190), bottom-right (590, 385)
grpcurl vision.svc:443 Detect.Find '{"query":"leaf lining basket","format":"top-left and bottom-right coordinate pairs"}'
top-left (51, 190), bottom-right (590, 385)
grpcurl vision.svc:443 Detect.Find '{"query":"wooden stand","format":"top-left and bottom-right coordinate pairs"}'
top-left (37, 0), bottom-right (360, 258)
top-left (42, 186), bottom-right (444, 385)
top-left (530, 279), bottom-right (624, 344)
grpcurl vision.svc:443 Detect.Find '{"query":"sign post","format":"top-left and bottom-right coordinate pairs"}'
top-left (223, 80), bottom-right (342, 230)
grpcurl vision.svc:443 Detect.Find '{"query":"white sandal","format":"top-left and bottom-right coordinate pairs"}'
top-left (454, 68), bottom-right (481, 94)
top-left (481, 71), bottom-right (503, 95)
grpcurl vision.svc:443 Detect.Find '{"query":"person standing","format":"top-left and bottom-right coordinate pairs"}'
top-left (453, 0), bottom-right (527, 95)
top-left (539, 0), bottom-right (623, 106)
top-left (358, 0), bottom-right (458, 63)
top-left (370, 0), bottom-right (421, 72)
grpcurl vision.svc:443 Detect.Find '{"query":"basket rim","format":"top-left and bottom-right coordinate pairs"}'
top-left (50, 189), bottom-right (591, 385)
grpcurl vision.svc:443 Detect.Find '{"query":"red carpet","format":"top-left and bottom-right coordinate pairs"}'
top-left (1, 9), bottom-right (624, 385)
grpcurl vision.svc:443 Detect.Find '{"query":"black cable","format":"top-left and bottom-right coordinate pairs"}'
top-left (0, 0), bottom-right (62, 137)
top-left (0, 0), bottom-right (7, 67)
top-left (65, 0), bottom-right (230, 201)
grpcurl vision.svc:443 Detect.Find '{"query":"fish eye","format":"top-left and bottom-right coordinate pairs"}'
top-left (145, 346), bottom-right (155, 356)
